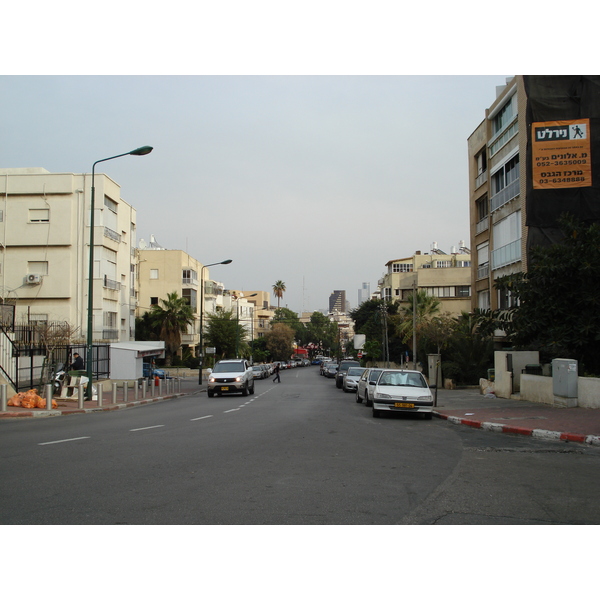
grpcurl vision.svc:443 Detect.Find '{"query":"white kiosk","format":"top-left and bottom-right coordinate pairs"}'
top-left (109, 342), bottom-right (166, 381)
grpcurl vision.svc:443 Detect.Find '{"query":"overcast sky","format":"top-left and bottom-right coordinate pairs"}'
top-left (1, 74), bottom-right (511, 312)
top-left (2, 2), bottom-right (590, 315)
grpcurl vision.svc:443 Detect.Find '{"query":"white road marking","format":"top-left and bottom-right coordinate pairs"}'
top-left (39, 437), bottom-right (90, 446)
top-left (129, 425), bottom-right (165, 432)
top-left (224, 408), bottom-right (240, 413)
top-left (190, 415), bottom-right (213, 421)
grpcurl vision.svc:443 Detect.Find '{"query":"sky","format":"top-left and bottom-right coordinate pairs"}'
top-left (1, 74), bottom-right (511, 312)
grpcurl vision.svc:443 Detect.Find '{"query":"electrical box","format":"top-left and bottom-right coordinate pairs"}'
top-left (552, 358), bottom-right (578, 404)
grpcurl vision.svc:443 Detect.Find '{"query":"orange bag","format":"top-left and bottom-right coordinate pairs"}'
top-left (7, 392), bottom-right (25, 407)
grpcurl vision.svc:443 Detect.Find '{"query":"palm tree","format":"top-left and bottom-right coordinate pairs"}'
top-left (272, 280), bottom-right (286, 309)
top-left (148, 292), bottom-right (195, 365)
top-left (393, 290), bottom-right (441, 345)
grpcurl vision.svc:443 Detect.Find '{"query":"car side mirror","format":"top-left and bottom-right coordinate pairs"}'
top-left (369, 381), bottom-right (376, 385)
top-left (429, 384), bottom-right (437, 390)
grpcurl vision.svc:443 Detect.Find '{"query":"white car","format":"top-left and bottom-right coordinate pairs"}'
top-left (371, 369), bottom-right (434, 419)
top-left (208, 359), bottom-right (255, 397)
top-left (355, 368), bottom-right (383, 406)
top-left (342, 367), bottom-right (366, 392)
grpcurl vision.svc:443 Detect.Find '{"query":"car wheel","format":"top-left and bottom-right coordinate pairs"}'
top-left (423, 412), bottom-right (433, 420)
top-left (242, 382), bottom-right (249, 396)
top-left (250, 382), bottom-right (255, 395)
top-left (365, 393), bottom-right (372, 407)
top-left (207, 390), bottom-right (214, 398)
top-left (356, 391), bottom-right (362, 403)
top-left (372, 407), bottom-right (380, 418)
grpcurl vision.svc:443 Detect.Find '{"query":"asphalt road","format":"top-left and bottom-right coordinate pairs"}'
top-left (2, 367), bottom-right (600, 525)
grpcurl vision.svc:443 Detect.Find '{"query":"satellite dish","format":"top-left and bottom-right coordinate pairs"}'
top-left (139, 239), bottom-right (147, 249)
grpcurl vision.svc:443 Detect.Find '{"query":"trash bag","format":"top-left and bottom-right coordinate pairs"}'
top-left (8, 392), bottom-right (25, 407)
top-left (20, 389), bottom-right (42, 409)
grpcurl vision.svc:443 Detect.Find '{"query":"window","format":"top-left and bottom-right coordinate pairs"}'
top-left (29, 314), bottom-right (48, 323)
top-left (456, 286), bottom-right (471, 297)
top-left (476, 195), bottom-right (488, 222)
top-left (478, 290), bottom-right (490, 310)
top-left (435, 260), bottom-right (452, 268)
top-left (492, 154), bottom-right (520, 195)
top-left (150, 297), bottom-right (158, 306)
top-left (28, 261), bottom-right (48, 275)
top-left (150, 269), bottom-right (159, 279)
top-left (476, 149), bottom-right (487, 176)
top-left (104, 196), bottom-right (118, 213)
top-left (492, 96), bottom-right (514, 136)
top-left (182, 288), bottom-right (197, 309)
top-left (182, 269), bottom-right (197, 283)
top-left (29, 209), bottom-right (49, 223)
top-left (392, 263), bottom-right (413, 273)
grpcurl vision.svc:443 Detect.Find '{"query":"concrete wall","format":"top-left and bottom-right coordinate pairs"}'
top-left (519, 373), bottom-right (600, 409)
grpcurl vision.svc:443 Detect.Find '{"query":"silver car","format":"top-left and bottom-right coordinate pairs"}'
top-left (371, 369), bottom-right (434, 419)
top-left (208, 359), bottom-right (255, 397)
top-left (355, 368), bottom-right (383, 406)
top-left (342, 367), bottom-right (366, 392)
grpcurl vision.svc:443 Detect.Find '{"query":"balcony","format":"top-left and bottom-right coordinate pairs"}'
top-left (477, 264), bottom-right (489, 280)
top-left (490, 177), bottom-right (520, 212)
top-left (104, 227), bottom-right (121, 243)
top-left (476, 218), bottom-right (489, 235)
top-left (103, 275), bottom-right (121, 291)
top-left (492, 240), bottom-right (521, 269)
top-left (475, 170), bottom-right (488, 189)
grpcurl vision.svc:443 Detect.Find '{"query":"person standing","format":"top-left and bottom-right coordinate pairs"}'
top-left (273, 363), bottom-right (281, 383)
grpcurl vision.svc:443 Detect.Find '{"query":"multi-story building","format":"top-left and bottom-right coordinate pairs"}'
top-left (378, 245), bottom-right (472, 316)
top-left (329, 290), bottom-right (346, 313)
top-left (225, 290), bottom-right (273, 342)
top-left (468, 76), bottom-right (525, 314)
top-left (137, 247), bottom-right (228, 355)
top-left (0, 167), bottom-right (138, 342)
top-left (358, 282), bottom-right (371, 306)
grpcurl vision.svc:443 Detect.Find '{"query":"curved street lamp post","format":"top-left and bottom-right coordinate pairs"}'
top-left (86, 146), bottom-right (153, 399)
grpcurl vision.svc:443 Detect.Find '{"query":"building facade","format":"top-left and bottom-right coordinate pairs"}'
top-left (0, 168), bottom-right (138, 342)
top-left (468, 76), bottom-right (526, 314)
top-left (378, 245), bottom-right (472, 316)
top-left (329, 290), bottom-right (346, 313)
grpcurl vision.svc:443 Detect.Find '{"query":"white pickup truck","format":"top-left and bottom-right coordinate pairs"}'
top-left (207, 359), bottom-right (255, 397)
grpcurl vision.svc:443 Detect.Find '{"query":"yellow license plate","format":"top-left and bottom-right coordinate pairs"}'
top-left (394, 402), bottom-right (414, 408)
top-left (221, 386), bottom-right (229, 391)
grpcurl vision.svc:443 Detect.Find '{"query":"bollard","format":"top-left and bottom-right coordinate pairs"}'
top-left (134, 380), bottom-right (139, 401)
top-left (1, 383), bottom-right (7, 412)
top-left (158, 378), bottom-right (163, 397)
top-left (78, 384), bottom-right (85, 409)
top-left (142, 379), bottom-right (147, 399)
top-left (178, 377), bottom-right (181, 393)
top-left (124, 381), bottom-right (129, 403)
top-left (98, 385), bottom-right (103, 408)
top-left (45, 384), bottom-right (53, 410)
top-left (112, 382), bottom-right (118, 404)
top-left (150, 378), bottom-right (155, 397)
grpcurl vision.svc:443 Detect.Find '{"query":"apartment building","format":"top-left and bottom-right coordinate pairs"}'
top-left (228, 290), bottom-right (274, 339)
top-left (468, 76), bottom-right (526, 314)
top-left (378, 245), bottom-right (472, 316)
top-left (137, 248), bottom-right (228, 354)
top-left (329, 290), bottom-right (347, 313)
top-left (0, 168), bottom-right (137, 342)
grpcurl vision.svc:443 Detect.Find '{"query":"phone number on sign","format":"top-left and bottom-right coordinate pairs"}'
top-left (538, 177), bottom-right (587, 185)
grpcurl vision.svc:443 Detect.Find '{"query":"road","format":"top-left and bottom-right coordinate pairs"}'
top-left (2, 366), bottom-right (600, 525)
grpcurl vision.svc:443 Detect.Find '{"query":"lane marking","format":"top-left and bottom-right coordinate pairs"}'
top-left (129, 425), bottom-right (165, 432)
top-left (190, 415), bottom-right (213, 421)
top-left (224, 408), bottom-right (240, 413)
top-left (39, 437), bottom-right (90, 446)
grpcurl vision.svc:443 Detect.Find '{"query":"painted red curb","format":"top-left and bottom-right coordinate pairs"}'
top-left (501, 425), bottom-right (533, 437)
top-left (560, 432), bottom-right (587, 443)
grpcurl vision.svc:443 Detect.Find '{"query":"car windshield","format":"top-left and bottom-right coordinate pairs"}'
top-left (347, 368), bottom-right (365, 376)
top-left (213, 362), bottom-right (244, 373)
top-left (378, 372), bottom-right (427, 387)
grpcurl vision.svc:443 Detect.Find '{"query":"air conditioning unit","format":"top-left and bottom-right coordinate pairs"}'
top-left (26, 274), bottom-right (42, 284)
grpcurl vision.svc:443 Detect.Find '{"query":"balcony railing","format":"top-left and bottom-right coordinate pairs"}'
top-left (492, 240), bottom-right (521, 269)
top-left (490, 177), bottom-right (520, 212)
top-left (475, 170), bottom-right (488, 189)
top-left (104, 227), bottom-right (121, 243)
top-left (103, 275), bottom-right (121, 291)
top-left (102, 329), bottom-right (119, 340)
top-left (476, 218), bottom-right (489, 235)
top-left (477, 264), bottom-right (489, 280)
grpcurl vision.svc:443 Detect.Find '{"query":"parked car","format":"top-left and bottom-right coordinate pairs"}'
top-left (356, 368), bottom-right (383, 406)
top-left (252, 365), bottom-right (266, 379)
top-left (335, 360), bottom-right (360, 389)
top-left (208, 359), bottom-right (255, 397)
top-left (342, 367), bottom-right (366, 393)
top-left (371, 369), bottom-right (434, 419)
top-left (324, 363), bottom-right (339, 378)
top-left (143, 363), bottom-right (167, 379)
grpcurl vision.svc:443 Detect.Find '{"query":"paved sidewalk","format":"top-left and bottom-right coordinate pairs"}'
top-left (0, 377), bottom-right (207, 419)
top-left (3, 379), bottom-right (600, 446)
top-left (433, 387), bottom-right (600, 445)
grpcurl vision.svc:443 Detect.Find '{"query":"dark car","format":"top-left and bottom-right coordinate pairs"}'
top-left (143, 363), bottom-right (167, 379)
top-left (324, 363), bottom-right (339, 378)
top-left (335, 360), bottom-right (360, 389)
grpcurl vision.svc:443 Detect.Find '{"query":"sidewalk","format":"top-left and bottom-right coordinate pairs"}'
top-left (433, 387), bottom-right (600, 445)
top-left (3, 380), bottom-right (600, 446)
top-left (0, 377), bottom-right (207, 419)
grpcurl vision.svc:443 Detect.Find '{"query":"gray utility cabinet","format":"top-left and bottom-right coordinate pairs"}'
top-left (552, 358), bottom-right (578, 405)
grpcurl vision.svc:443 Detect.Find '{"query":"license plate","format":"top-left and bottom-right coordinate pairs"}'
top-left (221, 386), bottom-right (229, 391)
top-left (394, 402), bottom-right (414, 408)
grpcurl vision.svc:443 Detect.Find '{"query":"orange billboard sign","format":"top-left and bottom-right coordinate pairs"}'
top-left (531, 118), bottom-right (592, 189)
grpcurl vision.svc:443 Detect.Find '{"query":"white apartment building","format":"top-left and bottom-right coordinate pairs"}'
top-left (0, 168), bottom-right (138, 342)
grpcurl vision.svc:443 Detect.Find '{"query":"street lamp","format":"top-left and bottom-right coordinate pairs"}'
top-left (198, 259), bottom-right (232, 384)
top-left (86, 146), bottom-right (153, 399)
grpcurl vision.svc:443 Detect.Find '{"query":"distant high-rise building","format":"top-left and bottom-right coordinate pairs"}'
top-left (358, 282), bottom-right (370, 305)
top-left (329, 290), bottom-right (346, 313)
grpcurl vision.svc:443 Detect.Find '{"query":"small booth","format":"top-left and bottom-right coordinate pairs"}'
top-left (109, 342), bottom-right (166, 381)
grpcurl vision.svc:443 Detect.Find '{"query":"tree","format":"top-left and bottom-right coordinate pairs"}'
top-left (497, 215), bottom-right (600, 374)
top-left (305, 311), bottom-right (338, 355)
top-left (272, 280), bottom-right (286, 308)
top-left (265, 323), bottom-right (295, 361)
top-left (204, 309), bottom-right (248, 360)
top-left (392, 290), bottom-right (441, 345)
top-left (148, 292), bottom-right (195, 365)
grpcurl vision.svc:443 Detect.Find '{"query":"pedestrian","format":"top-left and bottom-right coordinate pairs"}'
top-left (69, 352), bottom-right (84, 372)
top-left (273, 363), bottom-right (281, 383)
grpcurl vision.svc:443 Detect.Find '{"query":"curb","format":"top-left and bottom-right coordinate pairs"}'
top-left (434, 411), bottom-right (600, 446)
top-left (0, 393), bottom-right (187, 419)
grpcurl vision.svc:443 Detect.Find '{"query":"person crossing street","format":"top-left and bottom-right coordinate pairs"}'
top-left (273, 363), bottom-right (281, 383)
